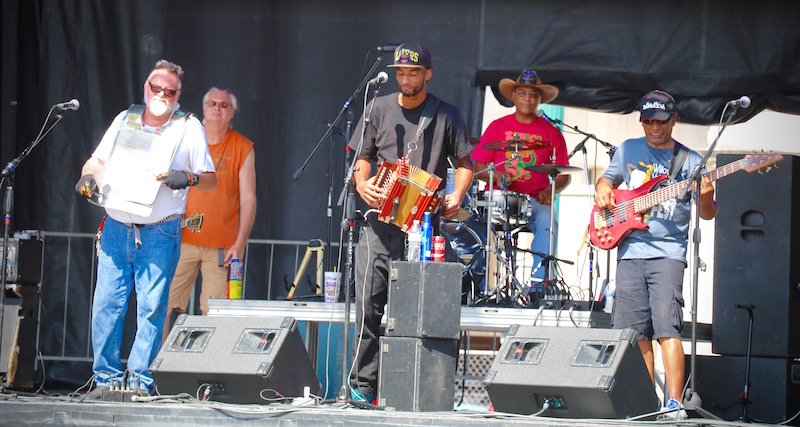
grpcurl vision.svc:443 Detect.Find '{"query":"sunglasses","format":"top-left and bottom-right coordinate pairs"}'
top-left (515, 90), bottom-right (541, 99)
top-left (642, 118), bottom-right (671, 125)
top-left (148, 81), bottom-right (179, 98)
top-left (205, 100), bottom-right (230, 109)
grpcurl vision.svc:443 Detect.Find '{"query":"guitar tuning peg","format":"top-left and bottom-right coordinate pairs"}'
top-left (766, 166), bottom-right (772, 174)
top-left (758, 170), bottom-right (764, 175)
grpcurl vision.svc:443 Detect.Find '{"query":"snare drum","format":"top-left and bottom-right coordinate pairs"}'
top-left (476, 190), bottom-right (530, 223)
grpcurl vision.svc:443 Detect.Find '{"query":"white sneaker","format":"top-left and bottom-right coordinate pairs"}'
top-left (657, 398), bottom-right (688, 420)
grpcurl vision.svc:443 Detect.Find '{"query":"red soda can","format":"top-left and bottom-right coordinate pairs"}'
top-left (432, 236), bottom-right (446, 261)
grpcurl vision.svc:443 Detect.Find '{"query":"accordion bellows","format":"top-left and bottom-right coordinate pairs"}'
top-left (375, 158), bottom-right (441, 232)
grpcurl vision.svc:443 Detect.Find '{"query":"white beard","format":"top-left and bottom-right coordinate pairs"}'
top-left (148, 97), bottom-right (170, 116)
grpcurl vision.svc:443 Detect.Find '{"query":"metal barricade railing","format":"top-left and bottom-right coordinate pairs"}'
top-left (35, 230), bottom-right (341, 363)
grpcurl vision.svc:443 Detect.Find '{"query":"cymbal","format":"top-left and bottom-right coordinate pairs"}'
top-left (482, 139), bottom-right (550, 151)
top-left (524, 164), bottom-right (582, 175)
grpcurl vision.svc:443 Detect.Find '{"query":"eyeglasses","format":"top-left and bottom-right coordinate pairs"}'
top-left (148, 81), bottom-right (179, 98)
top-left (642, 118), bottom-right (671, 125)
top-left (514, 90), bottom-right (541, 99)
top-left (205, 100), bottom-right (230, 109)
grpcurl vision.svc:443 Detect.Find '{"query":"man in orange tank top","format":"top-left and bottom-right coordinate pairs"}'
top-left (163, 87), bottom-right (256, 342)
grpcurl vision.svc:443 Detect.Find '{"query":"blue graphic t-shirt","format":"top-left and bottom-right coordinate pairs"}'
top-left (602, 137), bottom-right (704, 262)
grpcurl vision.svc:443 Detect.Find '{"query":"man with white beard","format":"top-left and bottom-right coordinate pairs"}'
top-left (75, 59), bottom-right (216, 398)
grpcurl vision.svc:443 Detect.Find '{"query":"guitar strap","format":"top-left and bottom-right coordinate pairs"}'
top-left (668, 142), bottom-right (689, 181)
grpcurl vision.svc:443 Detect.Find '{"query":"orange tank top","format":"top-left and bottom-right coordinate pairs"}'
top-left (182, 128), bottom-right (254, 248)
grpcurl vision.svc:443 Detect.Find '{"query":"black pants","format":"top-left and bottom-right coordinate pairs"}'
top-left (350, 221), bottom-right (405, 396)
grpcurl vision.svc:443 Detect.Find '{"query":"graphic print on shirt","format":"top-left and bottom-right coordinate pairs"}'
top-left (502, 131), bottom-right (544, 182)
top-left (627, 161), bottom-right (676, 221)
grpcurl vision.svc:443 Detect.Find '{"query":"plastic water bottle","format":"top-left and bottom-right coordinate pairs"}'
top-left (421, 212), bottom-right (432, 261)
top-left (407, 220), bottom-right (421, 261)
top-left (604, 280), bottom-right (615, 313)
top-left (227, 257), bottom-right (243, 299)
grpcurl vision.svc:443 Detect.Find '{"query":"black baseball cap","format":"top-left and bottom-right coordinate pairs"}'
top-left (640, 90), bottom-right (677, 121)
top-left (388, 42), bottom-right (432, 69)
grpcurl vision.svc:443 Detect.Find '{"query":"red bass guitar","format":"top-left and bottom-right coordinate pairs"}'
top-left (589, 152), bottom-right (783, 250)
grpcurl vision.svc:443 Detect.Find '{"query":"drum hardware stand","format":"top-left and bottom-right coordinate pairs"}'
top-left (499, 176), bottom-right (520, 302)
top-left (549, 113), bottom-right (615, 304)
top-left (544, 148), bottom-right (560, 293)
top-left (681, 102), bottom-right (742, 420)
top-left (528, 251), bottom-right (574, 302)
top-left (474, 151), bottom-right (524, 305)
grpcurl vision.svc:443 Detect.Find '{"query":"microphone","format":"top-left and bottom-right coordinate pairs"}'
top-left (376, 44), bottom-right (399, 52)
top-left (367, 71), bottom-right (389, 86)
top-left (536, 109), bottom-right (562, 125)
top-left (56, 99), bottom-right (80, 111)
top-left (725, 96), bottom-right (751, 109)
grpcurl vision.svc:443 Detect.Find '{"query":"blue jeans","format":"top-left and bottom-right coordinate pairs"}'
top-left (527, 198), bottom-right (556, 283)
top-left (91, 217), bottom-right (181, 390)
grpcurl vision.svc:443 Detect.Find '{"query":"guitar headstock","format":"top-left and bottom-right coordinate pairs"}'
top-left (743, 151), bottom-right (784, 174)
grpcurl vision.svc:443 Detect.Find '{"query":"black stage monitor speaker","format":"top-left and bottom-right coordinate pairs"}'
top-left (713, 153), bottom-right (800, 358)
top-left (151, 315), bottom-right (320, 403)
top-left (483, 325), bottom-right (659, 419)
top-left (377, 336), bottom-right (458, 412)
top-left (387, 261), bottom-right (462, 339)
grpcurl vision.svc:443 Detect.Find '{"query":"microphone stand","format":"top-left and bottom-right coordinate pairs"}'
top-left (293, 54), bottom-right (384, 182)
top-left (293, 54), bottom-right (385, 277)
top-left (549, 115), bottom-right (615, 304)
top-left (336, 67), bottom-right (385, 403)
top-left (680, 105), bottom-right (739, 419)
top-left (1, 106), bottom-right (65, 390)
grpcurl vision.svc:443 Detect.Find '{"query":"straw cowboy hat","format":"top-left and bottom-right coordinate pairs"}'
top-left (498, 70), bottom-right (559, 104)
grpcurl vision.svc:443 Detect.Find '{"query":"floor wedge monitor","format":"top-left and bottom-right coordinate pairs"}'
top-left (483, 325), bottom-right (659, 419)
top-left (151, 315), bottom-right (320, 403)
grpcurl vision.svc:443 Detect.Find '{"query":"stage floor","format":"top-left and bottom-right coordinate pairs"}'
top-left (0, 390), bottom-right (781, 427)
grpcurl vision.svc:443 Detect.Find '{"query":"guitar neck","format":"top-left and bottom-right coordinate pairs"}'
top-left (634, 159), bottom-right (745, 213)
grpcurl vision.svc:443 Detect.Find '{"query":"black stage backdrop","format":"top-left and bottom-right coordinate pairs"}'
top-left (1, 0), bottom-right (799, 387)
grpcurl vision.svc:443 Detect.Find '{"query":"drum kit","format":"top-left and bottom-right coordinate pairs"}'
top-left (442, 137), bottom-right (581, 307)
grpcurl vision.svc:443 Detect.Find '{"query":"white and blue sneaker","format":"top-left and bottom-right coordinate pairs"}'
top-left (657, 398), bottom-right (688, 420)
top-left (350, 388), bottom-right (374, 404)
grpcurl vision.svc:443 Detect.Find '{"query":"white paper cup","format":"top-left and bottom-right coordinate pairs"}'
top-left (324, 271), bottom-right (341, 302)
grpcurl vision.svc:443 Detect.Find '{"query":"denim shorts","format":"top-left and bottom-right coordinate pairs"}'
top-left (612, 258), bottom-right (685, 341)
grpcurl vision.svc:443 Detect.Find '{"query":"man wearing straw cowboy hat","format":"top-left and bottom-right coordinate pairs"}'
top-left (471, 70), bottom-right (570, 289)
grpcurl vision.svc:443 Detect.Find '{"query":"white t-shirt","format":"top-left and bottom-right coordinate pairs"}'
top-left (92, 105), bottom-right (215, 224)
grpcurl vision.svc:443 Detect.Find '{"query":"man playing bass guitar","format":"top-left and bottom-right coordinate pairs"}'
top-left (594, 90), bottom-right (718, 420)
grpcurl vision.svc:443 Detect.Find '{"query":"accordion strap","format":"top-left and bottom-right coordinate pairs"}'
top-left (406, 95), bottom-right (440, 155)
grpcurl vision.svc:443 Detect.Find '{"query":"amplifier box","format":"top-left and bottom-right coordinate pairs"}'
top-left (387, 261), bottom-right (462, 339)
top-left (483, 325), bottom-right (659, 419)
top-left (151, 315), bottom-right (320, 403)
top-left (2, 238), bottom-right (43, 283)
top-left (377, 336), bottom-right (458, 412)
